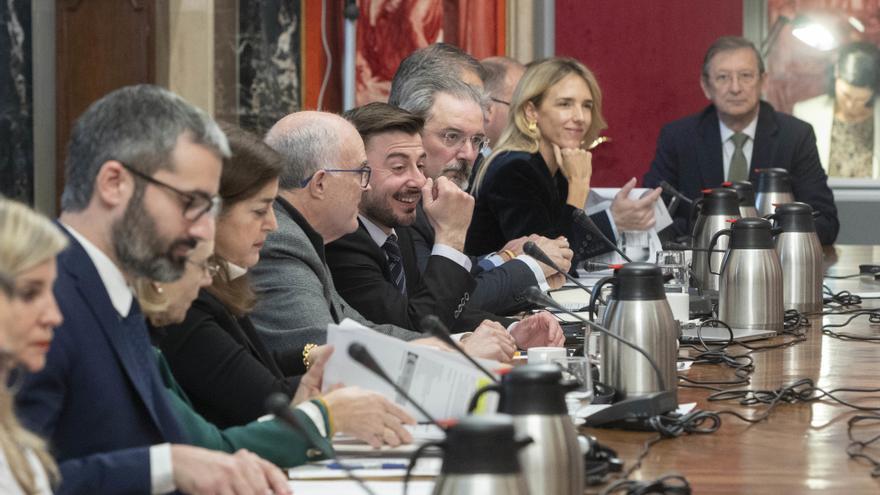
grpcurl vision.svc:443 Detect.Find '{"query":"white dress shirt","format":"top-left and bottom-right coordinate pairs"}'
top-left (719, 111), bottom-right (759, 181)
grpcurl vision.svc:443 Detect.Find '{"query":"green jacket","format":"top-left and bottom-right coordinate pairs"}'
top-left (155, 348), bottom-right (335, 467)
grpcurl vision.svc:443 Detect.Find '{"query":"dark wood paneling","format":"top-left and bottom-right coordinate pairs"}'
top-left (55, 0), bottom-right (154, 208)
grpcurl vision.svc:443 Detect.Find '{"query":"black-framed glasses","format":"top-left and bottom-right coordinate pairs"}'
top-left (300, 163), bottom-right (372, 189)
top-left (118, 161), bottom-right (221, 221)
top-left (187, 257), bottom-right (221, 278)
top-left (434, 130), bottom-right (490, 154)
top-left (490, 97), bottom-right (510, 106)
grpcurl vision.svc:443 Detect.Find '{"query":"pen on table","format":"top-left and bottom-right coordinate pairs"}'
top-left (326, 462), bottom-right (408, 470)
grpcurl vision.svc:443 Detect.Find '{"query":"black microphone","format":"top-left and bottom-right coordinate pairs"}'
top-left (266, 393), bottom-right (378, 495)
top-left (347, 343), bottom-right (444, 430)
top-left (523, 287), bottom-right (666, 391)
top-left (523, 241), bottom-right (593, 295)
top-left (571, 209), bottom-right (633, 263)
top-left (420, 315), bottom-right (498, 383)
top-left (659, 181), bottom-right (694, 205)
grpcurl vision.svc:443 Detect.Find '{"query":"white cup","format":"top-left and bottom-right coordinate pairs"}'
top-left (666, 292), bottom-right (690, 322)
top-left (528, 346), bottom-right (567, 364)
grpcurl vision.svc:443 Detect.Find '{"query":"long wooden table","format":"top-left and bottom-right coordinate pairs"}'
top-left (583, 245), bottom-right (880, 494)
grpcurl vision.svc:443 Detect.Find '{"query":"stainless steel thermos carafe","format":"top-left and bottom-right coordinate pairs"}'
top-left (692, 188), bottom-right (741, 292)
top-left (769, 202), bottom-right (823, 313)
top-left (755, 168), bottom-right (794, 216)
top-left (723, 180), bottom-right (759, 218)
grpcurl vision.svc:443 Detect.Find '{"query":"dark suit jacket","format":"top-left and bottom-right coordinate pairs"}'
top-left (17, 230), bottom-right (187, 494)
top-left (326, 219), bottom-right (506, 333)
top-left (465, 151), bottom-right (615, 261)
top-left (155, 289), bottom-right (304, 429)
top-left (643, 101), bottom-right (839, 245)
top-left (410, 203), bottom-right (535, 314)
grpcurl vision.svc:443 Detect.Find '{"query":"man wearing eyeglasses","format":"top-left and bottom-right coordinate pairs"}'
top-left (481, 56), bottom-right (526, 155)
top-left (644, 36), bottom-right (839, 245)
top-left (17, 85), bottom-right (291, 494)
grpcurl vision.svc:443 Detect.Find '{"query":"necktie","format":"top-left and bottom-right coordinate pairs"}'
top-left (728, 132), bottom-right (749, 181)
top-left (383, 234), bottom-right (407, 295)
top-left (120, 301), bottom-right (188, 443)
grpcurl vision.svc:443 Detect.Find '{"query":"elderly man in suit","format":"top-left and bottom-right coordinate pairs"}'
top-left (326, 102), bottom-right (565, 354)
top-left (251, 111), bottom-right (517, 363)
top-left (644, 36), bottom-right (839, 245)
top-left (16, 85), bottom-right (291, 495)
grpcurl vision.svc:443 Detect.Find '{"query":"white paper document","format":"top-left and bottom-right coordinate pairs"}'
top-left (323, 319), bottom-right (500, 420)
top-left (289, 480), bottom-right (434, 495)
top-left (585, 187), bottom-right (673, 264)
top-left (288, 457), bottom-right (441, 480)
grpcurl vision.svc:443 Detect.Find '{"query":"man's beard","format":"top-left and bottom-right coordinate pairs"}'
top-left (360, 188), bottom-right (420, 229)
top-left (111, 187), bottom-right (196, 283)
top-left (441, 158), bottom-right (471, 190)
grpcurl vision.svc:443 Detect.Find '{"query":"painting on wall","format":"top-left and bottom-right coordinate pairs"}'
top-left (0, 0), bottom-right (32, 203)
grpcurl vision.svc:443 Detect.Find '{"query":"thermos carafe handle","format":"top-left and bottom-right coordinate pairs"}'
top-left (588, 275), bottom-right (617, 321)
top-left (467, 383), bottom-right (502, 413)
top-left (688, 197), bottom-right (705, 235)
top-left (404, 440), bottom-right (445, 495)
top-left (707, 228), bottom-right (731, 276)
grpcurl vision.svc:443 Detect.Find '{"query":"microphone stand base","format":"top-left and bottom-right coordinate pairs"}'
top-left (583, 391), bottom-right (678, 430)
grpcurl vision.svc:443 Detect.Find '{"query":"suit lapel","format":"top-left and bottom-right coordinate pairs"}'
top-left (697, 106), bottom-right (724, 187)
top-left (60, 235), bottom-right (171, 438)
top-left (750, 101), bottom-right (779, 178)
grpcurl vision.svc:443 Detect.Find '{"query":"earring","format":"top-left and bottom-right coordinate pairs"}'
top-left (151, 281), bottom-right (164, 294)
top-left (528, 120), bottom-right (537, 133)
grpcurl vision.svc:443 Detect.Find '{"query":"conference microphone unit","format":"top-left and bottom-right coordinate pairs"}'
top-left (265, 393), bottom-right (378, 495)
top-left (523, 241), bottom-right (593, 295)
top-left (659, 181), bottom-right (694, 205)
top-left (523, 287), bottom-right (676, 428)
top-left (571, 209), bottom-right (633, 263)
top-left (347, 343), bottom-right (445, 430)
top-left (420, 315), bottom-right (498, 383)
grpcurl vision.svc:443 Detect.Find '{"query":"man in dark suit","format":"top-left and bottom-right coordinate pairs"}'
top-left (16, 85), bottom-right (290, 494)
top-left (644, 36), bottom-right (839, 244)
top-left (326, 103), bottom-right (564, 357)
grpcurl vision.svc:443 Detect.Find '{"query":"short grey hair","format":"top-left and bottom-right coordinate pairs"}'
top-left (61, 84), bottom-right (229, 212)
top-left (396, 73), bottom-right (489, 124)
top-left (388, 42), bottom-right (486, 106)
top-left (265, 122), bottom-right (337, 190)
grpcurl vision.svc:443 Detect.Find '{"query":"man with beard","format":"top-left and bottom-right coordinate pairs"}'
top-left (16, 85), bottom-right (291, 495)
top-left (326, 102), bottom-right (565, 352)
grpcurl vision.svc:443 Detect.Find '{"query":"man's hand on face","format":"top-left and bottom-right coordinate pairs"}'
top-left (509, 311), bottom-right (566, 349)
top-left (171, 445), bottom-right (291, 495)
top-left (422, 176), bottom-right (475, 252)
top-left (460, 320), bottom-right (517, 363)
top-left (610, 178), bottom-right (663, 231)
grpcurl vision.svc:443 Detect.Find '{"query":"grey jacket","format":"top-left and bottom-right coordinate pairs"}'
top-left (250, 197), bottom-right (422, 353)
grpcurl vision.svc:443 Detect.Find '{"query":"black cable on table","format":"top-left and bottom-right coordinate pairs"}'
top-left (846, 414), bottom-right (880, 477)
top-left (822, 311), bottom-right (880, 342)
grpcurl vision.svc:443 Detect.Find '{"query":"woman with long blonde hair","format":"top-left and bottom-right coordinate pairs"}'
top-left (0, 198), bottom-right (68, 494)
top-left (466, 57), bottom-right (614, 262)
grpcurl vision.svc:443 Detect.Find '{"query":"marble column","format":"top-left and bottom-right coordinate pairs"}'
top-left (238, 0), bottom-right (301, 134)
top-left (0, 0), bottom-right (32, 203)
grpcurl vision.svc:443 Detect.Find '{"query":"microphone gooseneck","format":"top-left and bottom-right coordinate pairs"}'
top-left (659, 181), bottom-right (694, 205)
top-left (571, 209), bottom-right (633, 263)
top-left (347, 343), bottom-right (445, 430)
top-left (420, 315), bottom-right (498, 383)
top-left (523, 286), bottom-right (667, 391)
top-left (523, 241), bottom-right (593, 295)
top-left (265, 393), bottom-right (378, 495)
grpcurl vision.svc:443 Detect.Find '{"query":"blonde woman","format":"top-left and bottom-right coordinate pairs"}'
top-left (467, 57), bottom-right (658, 262)
top-left (0, 198), bottom-right (67, 495)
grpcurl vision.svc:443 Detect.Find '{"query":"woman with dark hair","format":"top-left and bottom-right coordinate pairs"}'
top-left (794, 42), bottom-right (880, 178)
top-left (154, 124), bottom-right (415, 447)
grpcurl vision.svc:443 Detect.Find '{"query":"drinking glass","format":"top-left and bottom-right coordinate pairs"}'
top-left (553, 356), bottom-right (593, 415)
top-left (618, 230), bottom-right (651, 262)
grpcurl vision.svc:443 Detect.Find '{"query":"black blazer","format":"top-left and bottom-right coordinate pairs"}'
top-left (466, 151), bottom-right (614, 261)
top-left (326, 219), bottom-right (504, 333)
top-left (155, 289), bottom-right (303, 428)
top-left (643, 101), bottom-right (839, 245)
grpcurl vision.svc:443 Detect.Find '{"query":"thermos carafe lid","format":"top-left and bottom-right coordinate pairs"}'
top-left (702, 188), bottom-right (740, 215)
top-left (441, 415), bottom-right (523, 474)
top-left (729, 217), bottom-right (775, 249)
top-left (611, 262), bottom-right (666, 301)
top-left (756, 168), bottom-right (792, 193)
top-left (723, 180), bottom-right (756, 206)
top-left (773, 202), bottom-right (816, 233)
top-left (500, 364), bottom-right (569, 415)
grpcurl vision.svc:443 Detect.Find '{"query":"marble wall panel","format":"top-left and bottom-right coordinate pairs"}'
top-left (0, 0), bottom-right (32, 203)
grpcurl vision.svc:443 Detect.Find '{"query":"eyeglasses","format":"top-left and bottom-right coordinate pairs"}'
top-left (490, 97), bottom-right (510, 106)
top-left (188, 258), bottom-right (221, 278)
top-left (300, 163), bottom-right (372, 189)
top-left (434, 130), bottom-right (490, 154)
top-left (118, 161), bottom-right (222, 221)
